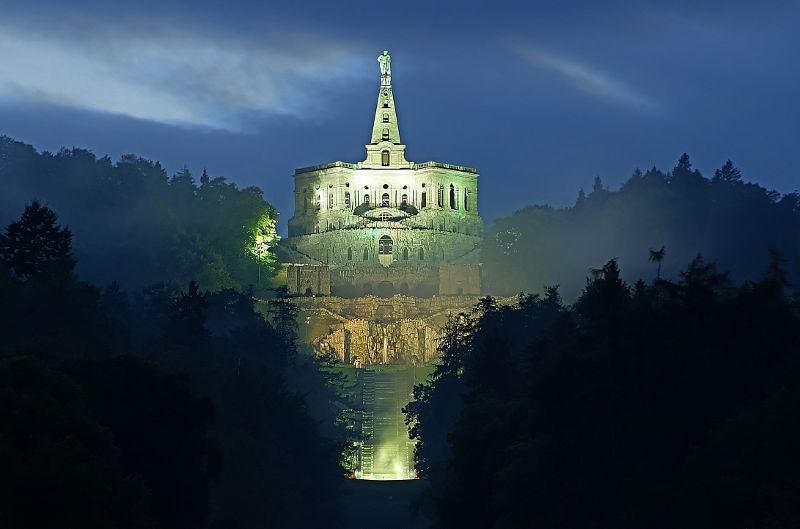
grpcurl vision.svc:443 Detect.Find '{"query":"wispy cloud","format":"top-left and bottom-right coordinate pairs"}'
top-left (511, 44), bottom-right (660, 111)
top-left (0, 15), bottom-right (366, 130)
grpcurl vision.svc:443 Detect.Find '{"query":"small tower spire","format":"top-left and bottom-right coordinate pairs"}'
top-left (365, 50), bottom-right (408, 166)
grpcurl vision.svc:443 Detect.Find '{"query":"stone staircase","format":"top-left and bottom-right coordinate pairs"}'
top-left (358, 366), bottom-right (416, 480)
top-left (360, 369), bottom-right (376, 476)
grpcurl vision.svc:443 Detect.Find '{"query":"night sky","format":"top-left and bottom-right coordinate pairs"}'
top-left (1, 0), bottom-right (797, 235)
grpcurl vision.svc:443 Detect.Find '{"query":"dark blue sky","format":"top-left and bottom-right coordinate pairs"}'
top-left (1, 0), bottom-right (797, 235)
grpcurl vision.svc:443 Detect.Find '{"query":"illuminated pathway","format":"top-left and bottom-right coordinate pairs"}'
top-left (357, 365), bottom-right (417, 480)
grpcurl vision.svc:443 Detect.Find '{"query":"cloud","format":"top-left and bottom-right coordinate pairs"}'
top-left (511, 44), bottom-right (660, 111)
top-left (0, 15), bottom-right (366, 130)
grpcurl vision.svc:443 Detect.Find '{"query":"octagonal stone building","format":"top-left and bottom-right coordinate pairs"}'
top-left (279, 51), bottom-right (483, 298)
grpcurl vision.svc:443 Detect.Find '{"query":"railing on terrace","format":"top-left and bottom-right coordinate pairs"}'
top-left (412, 161), bottom-right (478, 174)
top-left (295, 161), bottom-right (358, 174)
top-left (294, 160), bottom-right (477, 174)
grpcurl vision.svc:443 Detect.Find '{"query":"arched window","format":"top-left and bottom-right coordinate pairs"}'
top-left (402, 247), bottom-right (409, 260)
top-left (328, 193), bottom-right (334, 209)
top-left (419, 248), bottom-right (425, 260)
top-left (464, 188), bottom-right (469, 211)
top-left (381, 193), bottom-right (390, 207)
top-left (382, 128), bottom-right (389, 141)
top-left (449, 184), bottom-right (456, 209)
top-left (421, 192), bottom-right (426, 208)
top-left (381, 150), bottom-right (390, 166)
top-left (316, 195), bottom-right (321, 210)
top-left (347, 247), bottom-right (353, 260)
top-left (364, 194), bottom-right (370, 205)
top-left (344, 192), bottom-right (351, 208)
top-left (363, 247), bottom-right (369, 260)
top-left (378, 235), bottom-right (393, 255)
top-left (383, 100), bottom-right (389, 108)
top-left (303, 197), bottom-right (308, 212)
top-left (382, 113), bottom-right (389, 123)
top-left (401, 194), bottom-right (408, 206)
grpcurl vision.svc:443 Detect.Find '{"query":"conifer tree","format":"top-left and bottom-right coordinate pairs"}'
top-left (0, 200), bottom-right (75, 282)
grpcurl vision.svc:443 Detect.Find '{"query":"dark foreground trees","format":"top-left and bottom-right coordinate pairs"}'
top-left (410, 254), bottom-right (800, 529)
top-left (0, 203), bottom-right (343, 529)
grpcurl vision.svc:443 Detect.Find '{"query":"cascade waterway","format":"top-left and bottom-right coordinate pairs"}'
top-left (356, 365), bottom-right (423, 480)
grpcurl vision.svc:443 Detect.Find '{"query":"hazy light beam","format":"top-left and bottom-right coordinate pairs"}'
top-left (512, 45), bottom-right (660, 111)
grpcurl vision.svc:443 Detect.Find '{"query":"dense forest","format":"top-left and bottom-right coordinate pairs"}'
top-left (406, 255), bottom-right (800, 528)
top-left (0, 136), bottom-right (279, 291)
top-left (0, 201), bottom-right (350, 528)
top-left (3, 136), bottom-right (800, 528)
top-left (482, 154), bottom-right (800, 300)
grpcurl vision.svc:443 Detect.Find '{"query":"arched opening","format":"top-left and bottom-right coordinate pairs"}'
top-left (328, 193), bottom-right (334, 209)
top-left (303, 197), bottom-right (308, 212)
top-left (464, 188), bottom-right (469, 211)
top-left (344, 192), bottom-right (351, 208)
top-left (421, 191), bottom-right (426, 208)
top-left (402, 247), bottom-right (409, 260)
top-left (419, 247), bottom-right (425, 260)
top-left (381, 193), bottom-right (390, 207)
top-left (383, 113), bottom-right (389, 123)
top-left (375, 281), bottom-right (394, 298)
top-left (377, 281), bottom-right (394, 298)
top-left (364, 194), bottom-right (370, 205)
top-left (363, 247), bottom-right (369, 260)
top-left (381, 150), bottom-right (390, 166)
top-left (437, 185), bottom-right (444, 207)
top-left (347, 247), bottom-right (353, 260)
top-left (378, 235), bottom-right (393, 255)
top-left (382, 128), bottom-right (389, 141)
top-left (316, 194), bottom-right (321, 210)
top-left (449, 184), bottom-right (456, 209)
top-left (401, 193), bottom-right (408, 206)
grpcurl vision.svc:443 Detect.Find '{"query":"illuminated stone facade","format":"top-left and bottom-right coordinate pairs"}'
top-left (280, 51), bottom-right (483, 297)
top-left (278, 52), bottom-right (491, 480)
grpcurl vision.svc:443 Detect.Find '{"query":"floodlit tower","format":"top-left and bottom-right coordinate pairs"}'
top-left (281, 51), bottom-right (483, 297)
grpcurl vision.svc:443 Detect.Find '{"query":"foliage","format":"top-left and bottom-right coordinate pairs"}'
top-left (0, 136), bottom-right (280, 291)
top-left (482, 154), bottom-right (800, 300)
top-left (415, 254), bottom-right (800, 529)
top-left (0, 204), bottom-right (344, 529)
top-left (0, 356), bottom-right (152, 529)
top-left (0, 200), bottom-right (75, 282)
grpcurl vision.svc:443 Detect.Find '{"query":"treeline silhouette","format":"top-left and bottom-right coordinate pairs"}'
top-left (482, 154), bottom-right (800, 300)
top-left (0, 136), bottom-right (278, 291)
top-left (406, 254), bottom-right (800, 528)
top-left (0, 202), bottom-right (347, 529)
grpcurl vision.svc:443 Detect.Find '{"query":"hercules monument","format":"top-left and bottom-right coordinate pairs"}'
top-left (276, 51), bottom-right (484, 479)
